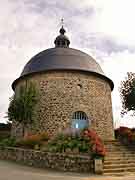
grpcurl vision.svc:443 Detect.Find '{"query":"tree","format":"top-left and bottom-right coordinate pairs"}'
top-left (120, 72), bottom-right (135, 116)
top-left (8, 82), bottom-right (38, 136)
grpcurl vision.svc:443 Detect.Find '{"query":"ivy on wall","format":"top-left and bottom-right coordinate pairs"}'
top-left (8, 82), bottom-right (39, 136)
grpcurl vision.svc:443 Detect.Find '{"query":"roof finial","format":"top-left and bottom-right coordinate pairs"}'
top-left (61, 18), bottom-right (64, 27)
top-left (59, 18), bottom-right (66, 35)
top-left (54, 19), bottom-right (70, 48)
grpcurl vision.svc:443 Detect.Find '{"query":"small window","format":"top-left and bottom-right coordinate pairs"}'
top-left (77, 84), bottom-right (82, 89)
top-left (71, 111), bottom-right (89, 129)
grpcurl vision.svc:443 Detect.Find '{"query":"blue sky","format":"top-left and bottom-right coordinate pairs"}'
top-left (1, 0), bottom-right (135, 127)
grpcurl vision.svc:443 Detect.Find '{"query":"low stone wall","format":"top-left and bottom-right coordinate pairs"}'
top-left (0, 147), bottom-right (94, 173)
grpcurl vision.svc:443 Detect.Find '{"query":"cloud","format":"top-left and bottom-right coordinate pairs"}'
top-left (73, 33), bottom-right (135, 55)
top-left (98, 0), bottom-right (135, 46)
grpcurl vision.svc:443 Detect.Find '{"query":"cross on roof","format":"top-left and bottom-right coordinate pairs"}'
top-left (61, 18), bottom-right (64, 27)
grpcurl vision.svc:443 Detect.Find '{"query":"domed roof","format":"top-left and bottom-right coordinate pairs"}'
top-left (12, 27), bottom-right (114, 90)
top-left (21, 48), bottom-right (104, 77)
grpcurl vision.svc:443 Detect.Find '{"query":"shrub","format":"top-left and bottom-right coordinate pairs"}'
top-left (83, 129), bottom-right (106, 158)
top-left (117, 126), bottom-right (131, 135)
top-left (115, 126), bottom-right (135, 144)
top-left (2, 129), bottom-right (106, 159)
top-left (0, 137), bottom-right (16, 147)
top-left (16, 135), bottom-right (41, 149)
top-left (46, 128), bottom-right (106, 157)
top-left (8, 82), bottom-right (38, 137)
top-left (46, 128), bottom-right (90, 153)
top-left (39, 132), bottom-right (49, 141)
top-left (16, 132), bottom-right (49, 149)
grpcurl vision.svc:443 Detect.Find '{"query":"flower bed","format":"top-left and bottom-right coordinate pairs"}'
top-left (115, 126), bottom-right (135, 145)
top-left (0, 128), bottom-right (106, 173)
top-left (0, 129), bottom-right (106, 159)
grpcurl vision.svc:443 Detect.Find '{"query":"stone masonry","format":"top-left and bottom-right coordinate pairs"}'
top-left (0, 147), bottom-right (93, 173)
top-left (12, 70), bottom-right (114, 140)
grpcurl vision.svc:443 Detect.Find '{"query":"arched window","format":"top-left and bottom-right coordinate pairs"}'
top-left (71, 111), bottom-right (89, 129)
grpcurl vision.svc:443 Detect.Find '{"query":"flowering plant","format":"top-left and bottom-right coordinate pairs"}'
top-left (16, 132), bottom-right (48, 149)
top-left (83, 129), bottom-right (106, 158)
top-left (115, 126), bottom-right (135, 144)
top-left (47, 128), bottom-right (90, 153)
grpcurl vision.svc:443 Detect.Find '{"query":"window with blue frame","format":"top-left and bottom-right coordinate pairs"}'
top-left (71, 111), bottom-right (89, 129)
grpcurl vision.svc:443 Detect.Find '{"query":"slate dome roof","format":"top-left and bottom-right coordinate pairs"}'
top-left (12, 27), bottom-right (114, 90)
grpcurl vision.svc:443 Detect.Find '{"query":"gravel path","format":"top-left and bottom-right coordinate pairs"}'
top-left (0, 160), bottom-right (135, 180)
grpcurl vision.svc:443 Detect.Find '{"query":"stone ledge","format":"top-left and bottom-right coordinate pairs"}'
top-left (0, 146), bottom-right (94, 173)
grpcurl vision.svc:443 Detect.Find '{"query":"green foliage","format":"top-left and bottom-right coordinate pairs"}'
top-left (16, 132), bottom-right (49, 149)
top-left (120, 72), bottom-right (135, 116)
top-left (0, 129), bottom-right (106, 159)
top-left (8, 82), bottom-right (38, 123)
top-left (0, 132), bottom-right (49, 149)
top-left (16, 137), bottom-right (41, 149)
top-left (46, 130), bottom-right (91, 153)
top-left (0, 132), bottom-right (10, 140)
top-left (7, 82), bottom-right (38, 136)
top-left (0, 137), bottom-right (16, 147)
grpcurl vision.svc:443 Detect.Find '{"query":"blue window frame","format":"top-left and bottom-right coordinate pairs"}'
top-left (71, 111), bottom-right (89, 129)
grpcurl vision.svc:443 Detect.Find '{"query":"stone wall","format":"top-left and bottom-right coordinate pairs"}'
top-left (0, 147), bottom-right (93, 173)
top-left (12, 71), bottom-right (114, 140)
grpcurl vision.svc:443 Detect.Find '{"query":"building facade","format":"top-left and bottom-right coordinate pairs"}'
top-left (11, 27), bottom-right (114, 140)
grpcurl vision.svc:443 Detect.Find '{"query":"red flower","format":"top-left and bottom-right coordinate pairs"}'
top-left (83, 129), bottom-right (106, 157)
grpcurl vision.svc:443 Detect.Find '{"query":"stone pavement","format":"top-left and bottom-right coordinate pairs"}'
top-left (0, 160), bottom-right (135, 180)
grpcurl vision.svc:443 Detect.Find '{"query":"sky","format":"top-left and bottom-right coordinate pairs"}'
top-left (0, 0), bottom-right (135, 128)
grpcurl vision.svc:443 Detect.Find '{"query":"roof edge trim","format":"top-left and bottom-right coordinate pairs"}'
top-left (12, 69), bottom-right (114, 91)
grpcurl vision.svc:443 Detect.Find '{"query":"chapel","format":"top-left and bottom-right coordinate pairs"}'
top-left (12, 26), bottom-right (114, 140)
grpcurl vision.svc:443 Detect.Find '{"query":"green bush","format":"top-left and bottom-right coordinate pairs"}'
top-left (46, 129), bottom-right (91, 153)
top-left (0, 137), bottom-right (16, 147)
top-left (115, 126), bottom-right (135, 144)
top-left (16, 132), bottom-right (49, 149)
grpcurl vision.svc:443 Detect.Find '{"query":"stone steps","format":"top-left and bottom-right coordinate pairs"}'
top-left (105, 155), bottom-right (135, 159)
top-left (106, 146), bottom-right (135, 149)
top-left (103, 140), bottom-right (135, 175)
top-left (106, 149), bottom-right (135, 152)
top-left (107, 153), bottom-right (135, 158)
top-left (106, 151), bottom-right (135, 154)
top-left (104, 172), bottom-right (135, 177)
top-left (105, 146), bottom-right (135, 149)
top-left (104, 157), bottom-right (135, 163)
top-left (106, 147), bottom-right (135, 151)
top-left (104, 167), bottom-right (135, 173)
top-left (104, 162), bottom-right (135, 169)
top-left (104, 160), bottom-right (135, 164)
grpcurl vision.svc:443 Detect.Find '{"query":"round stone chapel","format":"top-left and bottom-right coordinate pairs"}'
top-left (11, 26), bottom-right (114, 140)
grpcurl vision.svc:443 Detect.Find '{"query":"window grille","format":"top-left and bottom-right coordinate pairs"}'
top-left (71, 111), bottom-right (89, 129)
top-left (72, 111), bottom-right (88, 121)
